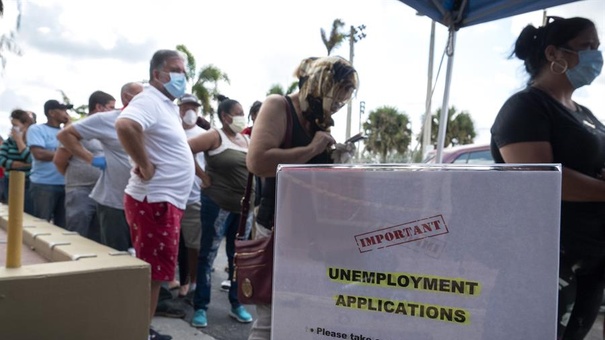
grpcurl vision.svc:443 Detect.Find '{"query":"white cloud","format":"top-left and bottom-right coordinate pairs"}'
top-left (0, 0), bottom-right (603, 149)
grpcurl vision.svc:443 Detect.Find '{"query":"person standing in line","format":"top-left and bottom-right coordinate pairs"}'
top-left (241, 100), bottom-right (261, 137)
top-left (246, 56), bottom-right (359, 340)
top-left (53, 91), bottom-right (115, 242)
top-left (26, 100), bottom-right (72, 228)
top-left (0, 137), bottom-right (5, 203)
top-left (115, 50), bottom-right (194, 340)
top-left (490, 17), bottom-right (604, 340)
top-left (188, 94), bottom-right (254, 328)
top-left (0, 109), bottom-right (35, 213)
top-left (56, 83), bottom-right (144, 251)
top-left (174, 93), bottom-right (206, 297)
top-left (240, 100), bottom-right (263, 240)
top-left (119, 82), bottom-right (143, 109)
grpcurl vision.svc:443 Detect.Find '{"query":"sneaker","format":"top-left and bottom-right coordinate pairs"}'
top-left (221, 279), bottom-right (231, 291)
top-left (191, 309), bottom-right (208, 328)
top-left (149, 328), bottom-right (172, 340)
top-left (229, 306), bottom-right (253, 323)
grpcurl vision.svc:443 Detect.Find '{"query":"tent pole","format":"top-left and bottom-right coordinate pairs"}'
top-left (422, 20), bottom-right (436, 159)
top-left (435, 29), bottom-right (457, 163)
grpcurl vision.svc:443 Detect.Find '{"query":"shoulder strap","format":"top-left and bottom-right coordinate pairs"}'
top-left (237, 172), bottom-right (254, 239)
top-left (281, 96), bottom-right (294, 148)
top-left (237, 96), bottom-right (293, 239)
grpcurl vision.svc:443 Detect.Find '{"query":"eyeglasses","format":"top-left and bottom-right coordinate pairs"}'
top-left (326, 97), bottom-right (348, 111)
top-left (333, 100), bottom-right (347, 109)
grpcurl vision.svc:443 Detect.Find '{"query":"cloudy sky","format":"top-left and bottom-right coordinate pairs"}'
top-left (0, 0), bottom-right (604, 151)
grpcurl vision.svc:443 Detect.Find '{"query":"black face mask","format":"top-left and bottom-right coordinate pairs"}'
top-left (303, 96), bottom-right (329, 132)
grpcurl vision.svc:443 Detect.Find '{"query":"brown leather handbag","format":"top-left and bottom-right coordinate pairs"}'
top-left (234, 96), bottom-right (293, 305)
top-left (234, 191), bottom-right (274, 305)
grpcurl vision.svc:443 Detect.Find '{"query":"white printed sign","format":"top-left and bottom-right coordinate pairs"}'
top-left (272, 165), bottom-right (561, 340)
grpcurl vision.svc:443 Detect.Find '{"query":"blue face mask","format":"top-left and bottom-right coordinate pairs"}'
top-left (564, 49), bottom-right (603, 89)
top-left (163, 72), bottom-right (187, 98)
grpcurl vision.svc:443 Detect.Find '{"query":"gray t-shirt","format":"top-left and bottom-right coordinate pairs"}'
top-left (64, 138), bottom-right (103, 189)
top-left (73, 110), bottom-right (131, 209)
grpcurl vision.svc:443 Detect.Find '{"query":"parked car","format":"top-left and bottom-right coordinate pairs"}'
top-left (424, 144), bottom-right (494, 164)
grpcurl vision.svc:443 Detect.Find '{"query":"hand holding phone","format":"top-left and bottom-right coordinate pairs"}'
top-left (345, 132), bottom-right (365, 144)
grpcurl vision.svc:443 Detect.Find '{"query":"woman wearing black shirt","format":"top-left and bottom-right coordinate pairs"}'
top-left (491, 17), bottom-right (604, 340)
top-left (246, 56), bottom-right (358, 340)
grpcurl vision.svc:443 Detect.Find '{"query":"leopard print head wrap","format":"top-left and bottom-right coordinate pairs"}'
top-left (295, 56), bottom-right (358, 132)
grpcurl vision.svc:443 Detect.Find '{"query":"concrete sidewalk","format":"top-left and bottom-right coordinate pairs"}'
top-left (152, 317), bottom-right (216, 340)
top-left (151, 238), bottom-right (254, 340)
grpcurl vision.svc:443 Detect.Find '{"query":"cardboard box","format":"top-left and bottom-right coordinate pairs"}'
top-left (0, 204), bottom-right (150, 340)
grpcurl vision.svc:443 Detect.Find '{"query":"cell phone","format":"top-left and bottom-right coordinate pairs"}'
top-left (345, 132), bottom-right (365, 144)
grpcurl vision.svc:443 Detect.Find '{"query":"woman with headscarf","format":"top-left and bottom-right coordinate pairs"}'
top-left (246, 56), bottom-right (359, 340)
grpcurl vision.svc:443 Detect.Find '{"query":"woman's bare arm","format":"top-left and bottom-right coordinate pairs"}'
top-left (500, 141), bottom-right (605, 201)
top-left (246, 94), bottom-right (333, 177)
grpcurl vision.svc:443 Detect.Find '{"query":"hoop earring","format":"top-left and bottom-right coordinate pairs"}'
top-left (550, 59), bottom-right (568, 74)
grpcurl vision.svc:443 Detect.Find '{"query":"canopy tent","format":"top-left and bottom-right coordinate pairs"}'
top-left (397, 0), bottom-right (582, 162)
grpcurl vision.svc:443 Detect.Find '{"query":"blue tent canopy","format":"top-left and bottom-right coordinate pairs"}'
top-left (398, 0), bottom-right (581, 29)
top-left (397, 0), bottom-right (582, 162)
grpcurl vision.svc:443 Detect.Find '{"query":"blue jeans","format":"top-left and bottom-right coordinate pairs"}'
top-left (29, 182), bottom-right (66, 228)
top-left (194, 192), bottom-right (241, 310)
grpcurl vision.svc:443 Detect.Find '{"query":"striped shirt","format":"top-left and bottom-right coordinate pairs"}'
top-left (0, 137), bottom-right (32, 176)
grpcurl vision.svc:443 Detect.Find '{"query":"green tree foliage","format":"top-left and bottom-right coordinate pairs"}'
top-left (430, 106), bottom-right (476, 147)
top-left (58, 90), bottom-right (87, 120)
top-left (176, 44), bottom-right (230, 119)
top-left (320, 19), bottom-right (347, 56)
top-left (266, 81), bottom-right (298, 96)
top-left (363, 106), bottom-right (412, 163)
top-left (0, 0), bottom-right (22, 71)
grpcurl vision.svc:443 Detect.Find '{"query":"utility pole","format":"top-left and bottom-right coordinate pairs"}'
top-left (357, 100), bottom-right (366, 159)
top-left (346, 24), bottom-right (366, 140)
top-left (421, 20), bottom-right (436, 159)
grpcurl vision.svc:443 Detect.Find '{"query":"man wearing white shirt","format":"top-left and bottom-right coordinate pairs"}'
top-left (115, 50), bottom-right (194, 340)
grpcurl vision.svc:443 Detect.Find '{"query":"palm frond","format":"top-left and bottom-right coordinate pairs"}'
top-left (321, 19), bottom-right (347, 56)
top-left (176, 44), bottom-right (197, 83)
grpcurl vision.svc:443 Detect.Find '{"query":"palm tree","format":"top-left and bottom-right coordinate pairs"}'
top-left (363, 106), bottom-right (412, 163)
top-left (176, 44), bottom-right (230, 120)
top-left (430, 106), bottom-right (476, 148)
top-left (266, 81), bottom-right (298, 96)
top-left (58, 90), bottom-right (87, 120)
top-left (0, 0), bottom-right (23, 71)
top-left (320, 19), bottom-right (347, 56)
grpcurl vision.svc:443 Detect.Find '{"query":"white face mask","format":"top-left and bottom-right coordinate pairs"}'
top-left (228, 115), bottom-right (247, 133)
top-left (183, 109), bottom-right (198, 126)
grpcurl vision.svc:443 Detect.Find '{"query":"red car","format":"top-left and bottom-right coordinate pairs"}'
top-left (423, 144), bottom-right (493, 164)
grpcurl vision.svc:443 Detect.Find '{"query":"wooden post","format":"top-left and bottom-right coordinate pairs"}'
top-left (6, 171), bottom-right (25, 268)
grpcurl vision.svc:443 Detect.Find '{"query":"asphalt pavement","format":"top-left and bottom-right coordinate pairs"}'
top-left (152, 239), bottom-right (255, 340)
